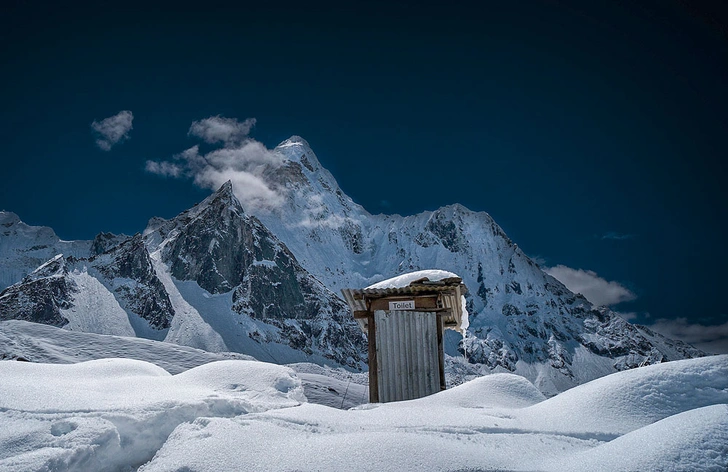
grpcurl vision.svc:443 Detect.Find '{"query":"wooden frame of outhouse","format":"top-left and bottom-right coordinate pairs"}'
top-left (342, 277), bottom-right (467, 403)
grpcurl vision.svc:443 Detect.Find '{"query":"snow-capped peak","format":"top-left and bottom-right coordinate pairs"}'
top-left (217, 179), bottom-right (234, 196)
top-left (274, 136), bottom-right (322, 172)
top-left (178, 180), bottom-right (245, 224)
top-left (276, 135), bottom-right (310, 149)
top-left (203, 180), bottom-right (243, 212)
top-left (0, 210), bottom-right (21, 226)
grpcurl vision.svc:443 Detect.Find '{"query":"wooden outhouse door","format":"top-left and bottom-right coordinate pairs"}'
top-left (374, 310), bottom-right (442, 403)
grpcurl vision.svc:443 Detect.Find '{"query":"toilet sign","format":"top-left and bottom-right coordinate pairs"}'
top-left (389, 300), bottom-right (415, 311)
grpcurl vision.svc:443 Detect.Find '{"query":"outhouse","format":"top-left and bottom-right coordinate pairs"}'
top-left (341, 270), bottom-right (468, 403)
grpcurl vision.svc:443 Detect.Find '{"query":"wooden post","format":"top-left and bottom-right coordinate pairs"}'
top-left (367, 312), bottom-right (379, 403)
top-left (436, 313), bottom-right (446, 391)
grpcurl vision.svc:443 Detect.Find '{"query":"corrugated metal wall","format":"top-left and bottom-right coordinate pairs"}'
top-left (374, 310), bottom-right (441, 402)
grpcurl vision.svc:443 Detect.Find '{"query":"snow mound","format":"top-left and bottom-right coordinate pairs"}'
top-left (366, 269), bottom-right (460, 289)
top-left (0, 319), bottom-right (256, 373)
top-left (173, 360), bottom-right (306, 409)
top-left (546, 404), bottom-right (728, 472)
top-left (422, 372), bottom-right (546, 409)
top-left (524, 354), bottom-right (728, 435)
top-left (0, 358), bottom-right (303, 471)
top-left (138, 415), bottom-right (515, 472)
top-left (0, 358), bottom-right (171, 411)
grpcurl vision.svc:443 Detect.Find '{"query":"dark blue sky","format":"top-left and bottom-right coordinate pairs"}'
top-left (1, 1), bottom-right (726, 351)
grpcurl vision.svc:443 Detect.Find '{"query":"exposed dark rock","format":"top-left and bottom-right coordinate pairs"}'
top-left (91, 232), bottom-right (129, 255)
top-left (160, 182), bottom-right (257, 294)
top-left (299, 154), bottom-right (315, 172)
top-left (94, 235), bottom-right (174, 330)
top-left (0, 255), bottom-right (75, 326)
top-left (425, 209), bottom-right (467, 253)
top-left (502, 303), bottom-right (522, 317)
top-left (339, 220), bottom-right (364, 255)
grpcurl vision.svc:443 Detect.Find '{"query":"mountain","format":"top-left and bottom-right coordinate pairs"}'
top-left (250, 137), bottom-right (705, 394)
top-left (0, 136), bottom-right (704, 395)
top-left (0, 255), bottom-right (77, 327)
top-left (141, 181), bottom-right (366, 367)
top-left (0, 211), bottom-right (91, 291)
top-left (0, 185), bottom-right (367, 369)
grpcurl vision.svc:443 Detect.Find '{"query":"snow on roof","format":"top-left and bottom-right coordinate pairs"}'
top-left (344, 270), bottom-right (467, 334)
top-left (365, 269), bottom-right (461, 290)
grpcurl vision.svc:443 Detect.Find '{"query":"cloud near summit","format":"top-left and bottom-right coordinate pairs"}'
top-left (649, 318), bottom-right (728, 354)
top-left (146, 116), bottom-right (285, 211)
top-left (545, 265), bottom-right (637, 307)
top-left (188, 116), bottom-right (257, 147)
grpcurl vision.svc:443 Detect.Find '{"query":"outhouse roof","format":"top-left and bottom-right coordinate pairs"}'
top-left (341, 270), bottom-right (468, 333)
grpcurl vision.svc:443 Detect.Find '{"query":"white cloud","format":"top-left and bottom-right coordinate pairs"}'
top-left (648, 317), bottom-right (728, 354)
top-left (146, 117), bottom-right (285, 211)
top-left (188, 116), bottom-right (256, 147)
top-left (194, 167), bottom-right (284, 210)
top-left (145, 161), bottom-right (182, 178)
top-left (296, 194), bottom-right (350, 229)
top-left (545, 265), bottom-right (637, 307)
top-left (203, 142), bottom-right (284, 170)
top-left (91, 110), bottom-right (134, 151)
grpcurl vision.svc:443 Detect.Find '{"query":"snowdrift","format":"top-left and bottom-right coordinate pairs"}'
top-left (0, 360), bottom-right (304, 471)
top-left (0, 354), bottom-right (726, 471)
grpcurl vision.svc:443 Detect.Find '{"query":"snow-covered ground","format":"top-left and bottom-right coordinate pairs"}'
top-left (1, 320), bottom-right (726, 471)
top-left (0, 320), bottom-right (255, 373)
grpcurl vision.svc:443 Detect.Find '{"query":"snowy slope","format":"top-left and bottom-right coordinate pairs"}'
top-left (0, 320), bottom-right (254, 373)
top-left (128, 355), bottom-right (728, 472)
top-left (0, 211), bottom-right (91, 290)
top-left (61, 268), bottom-right (136, 336)
top-left (149, 251), bottom-right (229, 352)
top-left (1, 352), bottom-right (725, 471)
top-left (543, 404), bottom-right (728, 472)
top-left (0, 319), bottom-right (361, 409)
